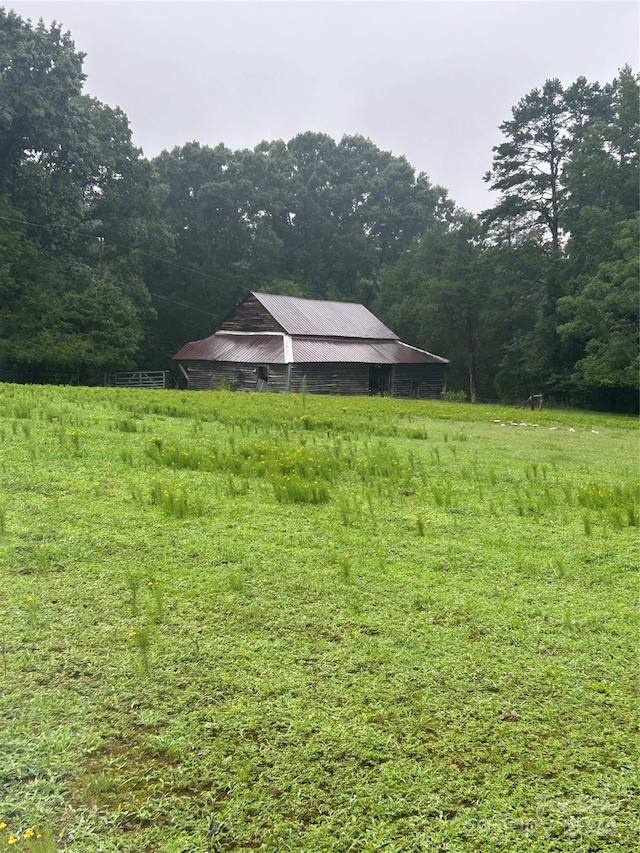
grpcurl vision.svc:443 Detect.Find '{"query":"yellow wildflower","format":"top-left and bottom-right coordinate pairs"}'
top-left (7, 837), bottom-right (18, 845)
top-left (23, 829), bottom-right (34, 839)
top-left (0, 823), bottom-right (6, 829)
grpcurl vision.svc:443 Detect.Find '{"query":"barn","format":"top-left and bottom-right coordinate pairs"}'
top-left (172, 292), bottom-right (448, 399)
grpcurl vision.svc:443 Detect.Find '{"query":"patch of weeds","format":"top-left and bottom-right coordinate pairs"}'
top-left (338, 494), bottom-right (358, 526)
top-left (86, 770), bottom-right (118, 795)
top-left (125, 570), bottom-right (142, 616)
top-left (338, 553), bottom-right (352, 582)
top-left (143, 731), bottom-right (182, 761)
top-left (365, 491), bottom-right (377, 524)
top-left (149, 479), bottom-right (203, 517)
top-left (12, 402), bottom-right (31, 419)
top-left (129, 624), bottom-right (153, 675)
top-left (576, 481), bottom-right (639, 526)
top-left (228, 572), bottom-right (245, 594)
top-left (432, 483), bottom-right (453, 508)
top-left (114, 418), bottom-right (138, 433)
top-left (129, 482), bottom-right (145, 505)
top-left (272, 475), bottom-right (329, 504)
top-left (412, 593), bottom-right (432, 611)
top-left (0, 825), bottom-right (56, 851)
top-left (24, 594), bottom-right (39, 628)
top-left (43, 408), bottom-right (63, 423)
top-left (608, 508), bottom-right (625, 530)
top-left (146, 579), bottom-right (165, 623)
top-left (68, 429), bottom-right (81, 455)
top-left (549, 557), bottom-right (566, 579)
top-left (406, 427), bottom-right (429, 440)
top-left (35, 544), bottom-right (52, 574)
top-left (225, 475), bottom-right (250, 497)
top-left (441, 389), bottom-right (467, 403)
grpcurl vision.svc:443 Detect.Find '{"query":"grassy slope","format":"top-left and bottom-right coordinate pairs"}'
top-left (0, 385), bottom-right (637, 852)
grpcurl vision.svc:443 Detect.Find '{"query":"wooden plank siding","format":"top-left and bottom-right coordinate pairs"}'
top-left (183, 361), bottom-right (446, 399)
top-left (219, 294), bottom-right (284, 333)
top-left (183, 362), bottom-right (368, 395)
top-left (184, 361), bottom-right (289, 392)
top-left (289, 364), bottom-right (369, 396)
top-left (392, 364), bottom-right (448, 400)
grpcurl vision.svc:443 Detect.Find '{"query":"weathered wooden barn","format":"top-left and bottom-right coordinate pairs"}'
top-left (172, 292), bottom-right (448, 398)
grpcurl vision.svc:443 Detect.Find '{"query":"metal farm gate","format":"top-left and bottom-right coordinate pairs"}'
top-left (114, 371), bottom-right (169, 389)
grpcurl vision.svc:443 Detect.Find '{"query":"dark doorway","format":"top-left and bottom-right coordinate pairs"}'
top-left (369, 364), bottom-right (392, 395)
top-left (256, 364), bottom-right (269, 392)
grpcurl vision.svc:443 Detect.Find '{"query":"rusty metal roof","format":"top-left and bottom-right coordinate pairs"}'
top-left (173, 333), bottom-right (285, 363)
top-left (252, 292), bottom-right (398, 339)
top-left (173, 332), bottom-right (448, 365)
top-left (291, 338), bottom-right (448, 364)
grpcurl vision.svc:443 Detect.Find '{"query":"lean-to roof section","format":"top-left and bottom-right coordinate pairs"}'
top-left (173, 333), bottom-right (448, 365)
top-left (173, 333), bottom-right (285, 364)
top-left (291, 338), bottom-right (448, 364)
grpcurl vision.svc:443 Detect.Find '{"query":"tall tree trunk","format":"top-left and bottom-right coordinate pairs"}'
top-left (468, 325), bottom-right (479, 403)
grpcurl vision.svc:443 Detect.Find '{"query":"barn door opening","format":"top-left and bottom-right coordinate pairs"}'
top-left (256, 364), bottom-right (269, 392)
top-left (369, 364), bottom-right (391, 395)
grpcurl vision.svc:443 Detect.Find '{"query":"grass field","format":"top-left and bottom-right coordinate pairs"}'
top-left (0, 383), bottom-right (637, 852)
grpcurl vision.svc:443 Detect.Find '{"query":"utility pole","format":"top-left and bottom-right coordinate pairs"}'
top-left (98, 236), bottom-right (105, 279)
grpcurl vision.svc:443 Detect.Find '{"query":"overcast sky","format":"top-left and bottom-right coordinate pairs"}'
top-left (7, 1), bottom-right (639, 212)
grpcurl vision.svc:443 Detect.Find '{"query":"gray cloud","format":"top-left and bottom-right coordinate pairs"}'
top-left (8, 1), bottom-right (640, 212)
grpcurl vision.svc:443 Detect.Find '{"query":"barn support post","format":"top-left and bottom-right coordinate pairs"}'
top-left (177, 363), bottom-right (190, 386)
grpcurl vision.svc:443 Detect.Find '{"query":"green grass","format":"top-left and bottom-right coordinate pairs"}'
top-left (0, 384), bottom-right (637, 852)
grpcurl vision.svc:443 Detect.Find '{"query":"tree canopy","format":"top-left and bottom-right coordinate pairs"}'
top-left (0, 9), bottom-right (637, 409)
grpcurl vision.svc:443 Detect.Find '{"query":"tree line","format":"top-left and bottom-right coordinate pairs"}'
top-left (0, 9), bottom-right (637, 410)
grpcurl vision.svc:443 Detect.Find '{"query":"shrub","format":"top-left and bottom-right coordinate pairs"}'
top-left (441, 389), bottom-right (468, 403)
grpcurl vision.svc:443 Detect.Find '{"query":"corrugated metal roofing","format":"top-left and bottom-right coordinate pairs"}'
top-left (173, 332), bottom-right (448, 366)
top-left (291, 338), bottom-right (448, 364)
top-left (252, 292), bottom-right (398, 339)
top-left (173, 333), bottom-right (285, 364)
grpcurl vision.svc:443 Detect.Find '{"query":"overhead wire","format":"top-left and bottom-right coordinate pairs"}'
top-left (0, 210), bottom-right (254, 319)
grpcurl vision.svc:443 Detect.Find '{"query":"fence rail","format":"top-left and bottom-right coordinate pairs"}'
top-left (114, 371), bottom-right (169, 389)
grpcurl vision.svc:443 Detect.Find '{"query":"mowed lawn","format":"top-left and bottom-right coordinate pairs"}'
top-left (0, 384), bottom-right (637, 853)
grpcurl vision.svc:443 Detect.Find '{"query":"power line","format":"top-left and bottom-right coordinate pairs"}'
top-left (0, 211), bottom-right (253, 314)
top-left (0, 216), bottom-right (222, 317)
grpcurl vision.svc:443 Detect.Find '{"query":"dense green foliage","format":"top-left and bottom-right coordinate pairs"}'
top-left (143, 135), bottom-right (448, 362)
top-left (0, 8), bottom-right (637, 409)
top-left (0, 10), bottom-right (157, 380)
top-left (0, 384), bottom-right (637, 851)
top-left (377, 70), bottom-right (639, 409)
